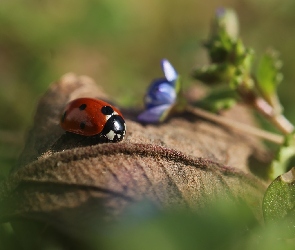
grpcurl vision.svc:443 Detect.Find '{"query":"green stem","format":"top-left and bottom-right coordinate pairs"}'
top-left (186, 105), bottom-right (283, 144)
top-left (253, 97), bottom-right (294, 134)
top-left (237, 86), bottom-right (294, 134)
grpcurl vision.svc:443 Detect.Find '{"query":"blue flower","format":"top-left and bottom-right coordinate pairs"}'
top-left (145, 80), bottom-right (176, 109)
top-left (138, 59), bottom-right (181, 123)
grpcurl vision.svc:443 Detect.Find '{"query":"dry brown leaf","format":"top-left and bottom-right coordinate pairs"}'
top-left (0, 73), bottom-right (267, 231)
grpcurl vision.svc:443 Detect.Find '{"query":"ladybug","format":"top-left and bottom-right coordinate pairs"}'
top-left (60, 98), bottom-right (126, 142)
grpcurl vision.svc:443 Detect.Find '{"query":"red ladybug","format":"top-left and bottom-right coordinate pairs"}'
top-left (60, 98), bottom-right (126, 142)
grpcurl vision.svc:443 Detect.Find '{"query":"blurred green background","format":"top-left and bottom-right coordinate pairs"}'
top-left (2, 1), bottom-right (295, 249)
top-left (1, 0), bottom-right (295, 176)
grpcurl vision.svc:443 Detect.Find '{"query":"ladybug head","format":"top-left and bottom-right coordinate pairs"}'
top-left (101, 115), bottom-right (126, 142)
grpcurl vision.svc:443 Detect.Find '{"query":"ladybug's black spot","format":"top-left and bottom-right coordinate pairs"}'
top-left (61, 111), bottom-right (67, 123)
top-left (79, 104), bottom-right (87, 110)
top-left (101, 106), bottom-right (114, 115)
top-left (80, 122), bottom-right (86, 130)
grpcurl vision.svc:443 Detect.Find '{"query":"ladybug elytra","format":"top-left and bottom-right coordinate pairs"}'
top-left (60, 98), bottom-right (126, 142)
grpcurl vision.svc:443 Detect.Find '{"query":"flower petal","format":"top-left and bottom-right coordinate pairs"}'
top-left (137, 104), bottom-right (171, 123)
top-left (161, 59), bottom-right (178, 82)
top-left (145, 80), bottom-right (176, 109)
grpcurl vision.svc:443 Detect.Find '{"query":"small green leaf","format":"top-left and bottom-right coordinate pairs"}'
top-left (212, 8), bottom-right (239, 42)
top-left (256, 49), bottom-right (283, 95)
top-left (205, 9), bottom-right (238, 64)
top-left (206, 30), bottom-right (234, 64)
top-left (229, 66), bottom-right (254, 90)
top-left (236, 47), bottom-right (254, 72)
top-left (160, 75), bottom-right (187, 122)
top-left (197, 98), bottom-right (236, 113)
top-left (256, 49), bottom-right (283, 111)
top-left (269, 133), bottom-right (295, 180)
top-left (192, 63), bottom-right (236, 84)
top-left (195, 86), bottom-right (237, 112)
top-left (263, 168), bottom-right (295, 237)
top-left (174, 75), bottom-right (188, 111)
top-left (174, 75), bottom-right (182, 95)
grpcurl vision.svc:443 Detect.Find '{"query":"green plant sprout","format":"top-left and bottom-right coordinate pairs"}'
top-left (191, 8), bottom-right (295, 181)
top-left (189, 7), bottom-right (295, 233)
top-left (192, 8), bottom-right (294, 135)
